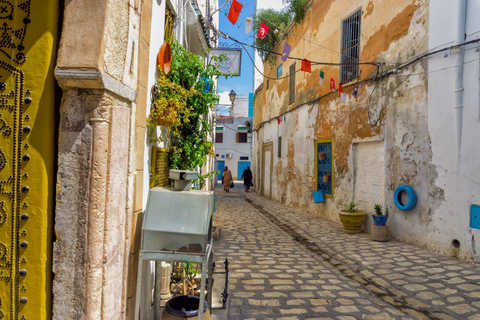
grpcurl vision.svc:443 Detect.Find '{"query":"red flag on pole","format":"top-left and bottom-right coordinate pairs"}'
top-left (330, 78), bottom-right (335, 91)
top-left (301, 59), bottom-right (311, 73)
top-left (339, 84), bottom-right (343, 97)
top-left (258, 22), bottom-right (270, 39)
top-left (228, 0), bottom-right (243, 25)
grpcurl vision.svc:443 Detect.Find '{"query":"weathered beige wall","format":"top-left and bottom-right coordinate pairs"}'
top-left (125, 0), bottom-right (152, 317)
top-left (54, 0), bottom-right (141, 319)
top-left (253, 0), bottom-right (445, 255)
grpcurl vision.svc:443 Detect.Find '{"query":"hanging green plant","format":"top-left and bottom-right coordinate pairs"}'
top-left (147, 75), bottom-right (195, 143)
top-left (147, 38), bottom-right (233, 186)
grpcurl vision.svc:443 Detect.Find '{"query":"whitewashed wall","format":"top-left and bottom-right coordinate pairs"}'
top-left (427, 0), bottom-right (480, 261)
top-left (216, 117), bottom-right (253, 179)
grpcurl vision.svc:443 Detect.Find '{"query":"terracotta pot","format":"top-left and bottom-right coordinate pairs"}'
top-left (157, 42), bottom-right (172, 74)
top-left (323, 174), bottom-right (330, 182)
top-left (339, 210), bottom-right (366, 234)
top-left (318, 152), bottom-right (326, 161)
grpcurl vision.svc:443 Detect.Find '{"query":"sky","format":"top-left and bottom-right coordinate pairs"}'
top-left (216, 0), bottom-right (286, 109)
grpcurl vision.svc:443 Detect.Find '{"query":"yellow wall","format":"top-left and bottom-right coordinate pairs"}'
top-left (0, 1), bottom-right (58, 319)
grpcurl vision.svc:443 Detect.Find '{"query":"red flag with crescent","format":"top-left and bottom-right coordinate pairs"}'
top-left (258, 22), bottom-right (270, 39)
top-left (227, 0), bottom-right (243, 25)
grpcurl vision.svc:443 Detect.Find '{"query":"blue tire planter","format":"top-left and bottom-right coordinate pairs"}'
top-left (372, 215), bottom-right (388, 226)
top-left (394, 185), bottom-right (417, 211)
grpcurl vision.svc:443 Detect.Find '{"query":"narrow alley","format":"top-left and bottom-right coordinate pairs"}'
top-left (213, 183), bottom-right (480, 320)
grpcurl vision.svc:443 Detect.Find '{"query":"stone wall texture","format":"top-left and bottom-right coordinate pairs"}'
top-left (252, 0), bottom-right (480, 260)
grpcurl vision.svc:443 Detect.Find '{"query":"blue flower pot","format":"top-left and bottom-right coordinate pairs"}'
top-left (312, 190), bottom-right (325, 203)
top-left (372, 215), bottom-right (388, 226)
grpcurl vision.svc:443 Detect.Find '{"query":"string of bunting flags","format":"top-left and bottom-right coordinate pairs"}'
top-left (225, 0), bottom-right (364, 106)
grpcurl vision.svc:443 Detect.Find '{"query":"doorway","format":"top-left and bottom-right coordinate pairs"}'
top-left (262, 142), bottom-right (273, 198)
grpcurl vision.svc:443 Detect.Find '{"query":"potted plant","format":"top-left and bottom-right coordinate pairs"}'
top-left (372, 204), bottom-right (388, 226)
top-left (339, 202), bottom-right (367, 234)
top-left (371, 204), bottom-right (390, 242)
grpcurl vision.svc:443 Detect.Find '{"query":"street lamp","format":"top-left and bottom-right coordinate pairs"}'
top-left (229, 90), bottom-right (236, 117)
top-left (229, 90), bottom-right (236, 103)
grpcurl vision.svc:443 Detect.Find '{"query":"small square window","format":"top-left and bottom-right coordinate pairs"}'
top-left (215, 132), bottom-right (223, 143)
top-left (236, 132), bottom-right (247, 143)
top-left (240, 156), bottom-right (249, 160)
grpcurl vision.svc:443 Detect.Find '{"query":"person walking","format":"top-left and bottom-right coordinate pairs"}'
top-left (222, 166), bottom-right (233, 192)
top-left (241, 166), bottom-right (253, 192)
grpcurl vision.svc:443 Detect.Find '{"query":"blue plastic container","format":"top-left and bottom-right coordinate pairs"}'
top-left (372, 215), bottom-right (388, 226)
top-left (312, 190), bottom-right (325, 203)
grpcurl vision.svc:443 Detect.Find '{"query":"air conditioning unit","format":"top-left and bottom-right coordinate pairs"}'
top-left (226, 153), bottom-right (233, 159)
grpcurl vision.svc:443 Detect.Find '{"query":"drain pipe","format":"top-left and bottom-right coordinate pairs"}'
top-left (454, 0), bottom-right (467, 166)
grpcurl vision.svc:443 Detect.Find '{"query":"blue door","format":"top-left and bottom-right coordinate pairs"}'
top-left (217, 160), bottom-right (225, 181)
top-left (237, 162), bottom-right (251, 179)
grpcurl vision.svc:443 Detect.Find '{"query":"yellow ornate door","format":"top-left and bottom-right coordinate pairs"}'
top-left (0, 1), bottom-right (59, 319)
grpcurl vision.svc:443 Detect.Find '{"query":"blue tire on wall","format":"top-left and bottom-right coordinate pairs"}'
top-left (394, 185), bottom-right (417, 211)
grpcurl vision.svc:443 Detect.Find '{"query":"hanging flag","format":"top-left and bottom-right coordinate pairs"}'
top-left (228, 0), bottom-right (243, 25)
top-left (258, 22), bottom-right (270, 39)
top-left (245, 17), bottom-right (253, 34)
top-left (319, 70), bottom-right (324, 85)
top-left (281, 42), bottom-right (291, 62)
top-left (277, 116), bottom-right (281, 124)
top-left (301, 59), bottom-right (311, 73)
top-left (340, 92), bottom-right (346, 103)
top-left (330, 78), bottom-right (335, 91)
top-left (338, 84), bottom-right (343, 97)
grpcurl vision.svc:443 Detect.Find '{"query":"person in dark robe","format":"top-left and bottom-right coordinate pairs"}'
top-left (241, 166), bottom-right (253, 192)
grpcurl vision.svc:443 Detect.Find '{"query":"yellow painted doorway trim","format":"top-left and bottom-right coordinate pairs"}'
top-left (0, 1), bottom-right (59, 319)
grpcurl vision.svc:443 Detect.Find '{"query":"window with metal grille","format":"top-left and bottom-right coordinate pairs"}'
top-left (278, 136), bottom-right (282, 158)
top-left (340, 9), bottom-right (361, 84)
top-left (164, 5), bottom-right (175, 41)
top-left (236, 132), bottom-right (247, 143)
top-left (240, 156), bottom-right (249, 160)
top-left (215, 132), bottom-right (223, 143)
top-left (289, 63), bottom-right (295, 104)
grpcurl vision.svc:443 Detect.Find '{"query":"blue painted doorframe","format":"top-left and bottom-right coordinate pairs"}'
top-left (217, 160), bottom-right (225, 181)
top-left (238, 161), bottom-right (251, 179)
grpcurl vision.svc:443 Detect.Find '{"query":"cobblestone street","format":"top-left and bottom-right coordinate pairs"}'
top-left (212, 182), bottom-right (480, 320)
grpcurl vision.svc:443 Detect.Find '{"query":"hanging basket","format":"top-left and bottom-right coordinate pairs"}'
top-left (157, 42), bottom-right (172, 75)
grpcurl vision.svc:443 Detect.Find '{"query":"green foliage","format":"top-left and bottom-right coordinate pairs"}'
top-left (346, 202), bottom-right (358, 213)
top-left (286, 0), bottom-right (308, 25)
top-left (253, 0), bottom-right (308, 63)
top-left (374, 204), bottom-right (383, 216)
top-left (253, 9), bottom-right (291, 64)
top-left (385, 206), bottom-right (389, 216)
top-left (147, 39), bottom-right (233, 186)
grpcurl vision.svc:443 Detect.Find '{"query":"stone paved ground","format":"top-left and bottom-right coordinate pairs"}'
top-left (212, 182), bottom-right (480, 320)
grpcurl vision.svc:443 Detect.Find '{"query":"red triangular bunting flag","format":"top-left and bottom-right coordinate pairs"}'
top-left (330, 78), bottom-right (335, 90)
top-left (339, 84), bottom-right (343, 97)
top-left (277, 116), bottom-right (281, 124)
top-left (258, 22), bottom-right (270, 39)
top-left (301, 59), bottom-right (311, 73)
top-left (228, 0), bottom-right (243, 25)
